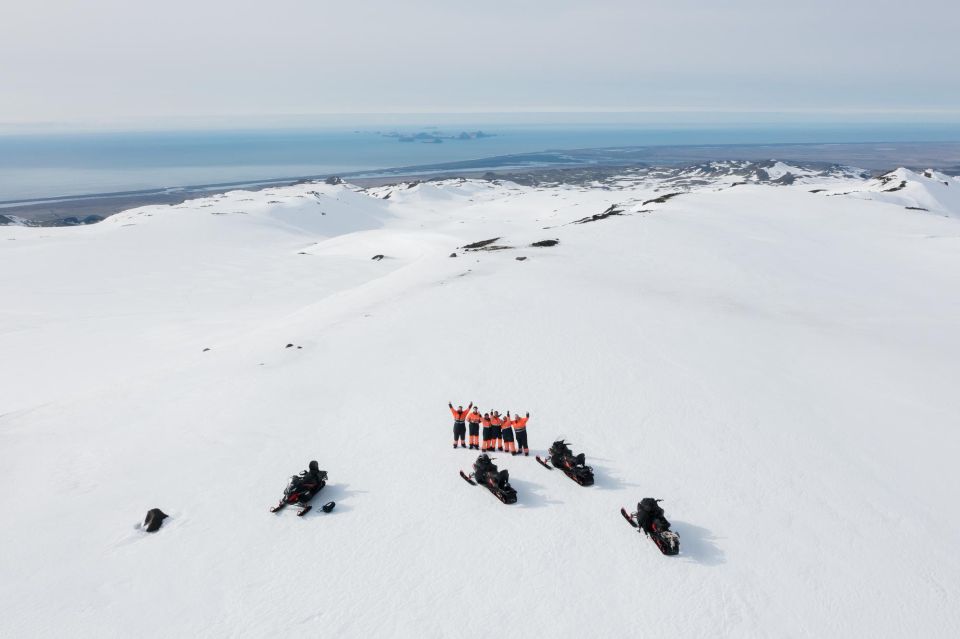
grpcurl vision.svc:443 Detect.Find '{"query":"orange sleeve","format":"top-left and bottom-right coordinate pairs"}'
top-left (449, 406), bottom-right (457, 418)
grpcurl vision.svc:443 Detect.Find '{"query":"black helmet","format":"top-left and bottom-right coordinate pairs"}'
top-left (308, 460), bottom-right (319, 473)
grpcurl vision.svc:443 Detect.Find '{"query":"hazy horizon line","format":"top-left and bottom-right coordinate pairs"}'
top-left (3, 108), bottom-right (960, 136)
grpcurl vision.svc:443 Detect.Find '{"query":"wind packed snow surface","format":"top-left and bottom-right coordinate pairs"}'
top-left (1, 167), bottom-right (959, 638)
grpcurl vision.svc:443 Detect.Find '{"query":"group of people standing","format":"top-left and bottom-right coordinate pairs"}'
top-left (448, 402), bottom-right (530, 456)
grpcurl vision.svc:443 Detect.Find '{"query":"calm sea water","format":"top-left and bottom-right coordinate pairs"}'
top-left (2, 123), bottom-right (959, 201)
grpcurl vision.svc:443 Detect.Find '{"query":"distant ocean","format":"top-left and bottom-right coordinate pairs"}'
top-left (2, 123), bottom-right (960, 202)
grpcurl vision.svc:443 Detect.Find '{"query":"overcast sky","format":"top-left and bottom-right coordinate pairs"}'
top-left (1, 0), bottom-right (958, 129)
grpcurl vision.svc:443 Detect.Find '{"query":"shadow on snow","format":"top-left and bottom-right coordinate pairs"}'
top-left (672, 520), bottom-right (725, 566)
top-left (509, 477), bottom-right (563, 509)
top-left (306, 482), bottom-right (365, 516)
top-left (590, 463), bottom-right (641, 491)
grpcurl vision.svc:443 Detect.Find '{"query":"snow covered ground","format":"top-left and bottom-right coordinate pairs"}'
top-left (1, 166), bottom-right (959, 637)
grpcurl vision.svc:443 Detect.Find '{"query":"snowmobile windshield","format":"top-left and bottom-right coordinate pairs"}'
top-left (284, 476), bottom-right (302, 494)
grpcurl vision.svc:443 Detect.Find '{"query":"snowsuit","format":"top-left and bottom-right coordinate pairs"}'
top-left (481, 416), bottom-right (492, 451)
top-left (467, 410), bottom-right (481, 449)
top-left (501, 417), bottom-right (516, 454)
top-left (490, 414), bottom-right (503, 451)
top-left (513, 414), bottom-right (530, 455)
top-left (450, 403), bottom-right (472, 448)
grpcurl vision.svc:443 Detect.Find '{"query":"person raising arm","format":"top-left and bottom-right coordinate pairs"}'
top-left (448, 401), bottom-right (472, 449)
top-left (512, 411), bottom-right (531, 456)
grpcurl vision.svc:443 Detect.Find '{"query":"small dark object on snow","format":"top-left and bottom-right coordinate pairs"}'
top-left (324, 176), bottom-right (344, 185)
top-left (530, 239), bottom-right (559, 247)
top-left (202, 348), bottom-right (210, 352)
top-left (371, 254), bottom-right (385, 261)
top-left (450, 252), bottom-right (457, 258)
top-left (297, 346), bottom-right (302, 349)
top-left (462, 237), bottom-right (500, 250)
top-left (642, 192), bottom-right (683, 205)
top-left (285, 343), bottom-right (294, 348)
top-left (143, 508), bottom-right (168, 532)
top-left (573, 204), bottom-right (623, 224)
top-left (516, 256), bottom-right (527, 261)
top-left (906, 206), bottom-right (929, 211)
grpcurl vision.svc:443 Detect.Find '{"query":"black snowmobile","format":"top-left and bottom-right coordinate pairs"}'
top-left (536, 440), bottom-right (594, 486)
top-left (460, 454), bottom-right (517, 504)
top-left (270, 461), bottom-right (336, 516)
top-left (621, 498), bottom-right (680, 556)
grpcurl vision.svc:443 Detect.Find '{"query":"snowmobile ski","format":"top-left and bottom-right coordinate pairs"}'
top-left (535, 456), bottom-right (553, 470)
top-left (620, 507), bottom-right (638, 528)
top-left (276, 500), bottom-right (335, 517)
top-left (460, 470), bottom-right (477, 485)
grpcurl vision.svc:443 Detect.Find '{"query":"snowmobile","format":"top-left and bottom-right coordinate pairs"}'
top-left (460, 454), bottom-right (517, 504)
top-left (270, 462), bottom-right (335, 516)
top-left (536, 440), bottom-right (594, 486)
top-left (620, 498), bottom-right (680, 556)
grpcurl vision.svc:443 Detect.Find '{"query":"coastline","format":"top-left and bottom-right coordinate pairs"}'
top-left (4, 140), bottom-right (960, 224)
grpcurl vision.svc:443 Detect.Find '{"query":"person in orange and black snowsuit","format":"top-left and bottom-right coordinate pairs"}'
top-left (512, 412), bottom-right (531, 456)
top-left (449, 402), bottom-right (472, 449)
top-left (481, 413), bottom-right (492, 451)
top-left (501, 412), bottom-right (516, 454)
top-left (490, 411), bottom-right (504, 452)
top-left (467, 407), bottom-right (482, 450)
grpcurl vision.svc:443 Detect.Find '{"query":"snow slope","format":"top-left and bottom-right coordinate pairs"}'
top-left (825, 167), bottom-right (960, 217)
top-left (1, 170), bottom-right (959, 638)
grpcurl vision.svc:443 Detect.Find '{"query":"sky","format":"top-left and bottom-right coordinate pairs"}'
top-left (1, 0), bottom-right (959, 130)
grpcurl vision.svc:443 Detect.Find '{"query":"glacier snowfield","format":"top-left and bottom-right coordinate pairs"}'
top-left (1, 164), bottom-right (959, 637)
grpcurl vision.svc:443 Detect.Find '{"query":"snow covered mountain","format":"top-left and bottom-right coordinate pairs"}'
top-left (1, 167), bottom-right (959, 637)
top-left (821, 167), bottom-right (960, 217)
